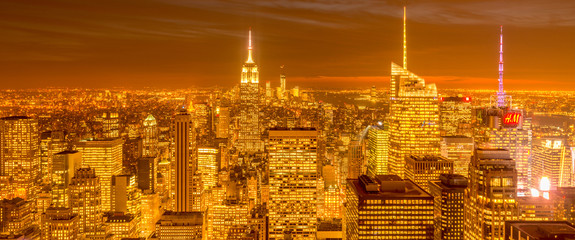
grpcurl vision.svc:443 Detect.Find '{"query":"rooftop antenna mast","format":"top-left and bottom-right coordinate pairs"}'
top-left (497, 26), bottom-right (505, 108)
top-left (403, 4), bottom-right (407, 69)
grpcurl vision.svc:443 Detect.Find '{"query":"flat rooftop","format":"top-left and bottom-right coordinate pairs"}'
top-left (349, 176), bottom-right (432, 200)
top-left (508, 221), bottom-right (575, 238)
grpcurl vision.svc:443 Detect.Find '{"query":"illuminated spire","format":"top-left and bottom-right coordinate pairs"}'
top-left (246, 28), bottom-right (254, 64)
top-left (403, 5), bottom-right (407, 69)
top-left (497, 25), bottom-right (505, 107)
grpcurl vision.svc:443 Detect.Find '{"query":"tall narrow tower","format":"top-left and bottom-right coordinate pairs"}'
top-left (388, 5), bottom-right (440, 178)
top-left (174, 107), bottom-right (192, 212)
top-left (237, 28), bottom-right (262, 152)
top-left (497, 26), bottom-right (506, 108)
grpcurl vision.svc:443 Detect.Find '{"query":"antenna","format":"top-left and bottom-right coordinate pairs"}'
top-left (497, 25), bottom-right (505, 107)
top-left (246, 27), bottom-right (254, 63)
top-left (249, 27), bottom-right (252, 50)
top-left (403, 5), bottom-right (407, 69)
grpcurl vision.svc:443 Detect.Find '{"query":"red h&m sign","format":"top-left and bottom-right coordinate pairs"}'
top-left (503, 112), bottom-right (521, 125)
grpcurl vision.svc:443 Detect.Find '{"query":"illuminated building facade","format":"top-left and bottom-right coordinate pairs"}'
top-left (40, 131), bottom-right (67, 184)
top-left (439, 96), bottom-right (472, 137)
top-left (532, 138), bottom-right (570, 188)
top-left (155, 211), bottom-right (203, 240)
top-left (51, 150), bottom-right (82, 208)
top-left (0, 116), bottom-right (39, 200)
top-left (41, 207), bottom-right (78, 240)
top-left (504, 221), bottom-right (575, 240)
top-left (486, 110), bottom-right (532, 189)
top-left (140, 191), bottom-right (160, 238)
top-left (388, 62), bottom-right (440, 178)
top-left (517, 196), bottom-right (555, 221)
top-left (404, 155), bottom-right (453, 192)
top-left (69, 167), bottom-right (103, 236)
top-left (197, 147), bottom-right (218, 190)
top-left (237, 29), bottom-right (262, 152)
top-left (345, 175), bottom-right (434, 240)
top-left (215, 107), bottom-right (230, 139)
top-left (440, 136), bottom-right (474, 177)
top-left (208, 200), bottom-right (249, 240)
top-left (429, 174), bottom-right (467, 240)
top-left (102, 112), bottom-right (119, 139)
top-left (347, 141), bottom-right (363, 180)
top-left (0, 197), bottom-right (33, 234)
top-left (280, 66), bottom-right (287, 100)
top-left (388, 7), bottom-right (440, 178)
top-left (323, 183), bottom-right (341, 219)
top-left (268, 128), bottom-right (318, 239)
top-left (142, 114), bottom-right (158, 157)
top-left (174, 108), bottom-right (193, 212)
top-left (76, 138), bottom-right (123, 212)
top-left (367, 124), bottom-right (390, 176)
top-left (464, 148), bottom-right (518, 240)
top-left (106, 213), bottom-right (138, 239)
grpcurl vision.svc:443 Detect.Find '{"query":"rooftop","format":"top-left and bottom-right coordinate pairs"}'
top-left (507, 221), bottom-right (575, 239)
top-left (350, 175), bottom-right (432, 200)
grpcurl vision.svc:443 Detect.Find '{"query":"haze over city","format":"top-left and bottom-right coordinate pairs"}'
top-left (1, 0), bottom-right (575, 89)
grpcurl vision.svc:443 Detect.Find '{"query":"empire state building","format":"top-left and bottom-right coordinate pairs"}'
top-left (237, 29), bottom-right (262, 152)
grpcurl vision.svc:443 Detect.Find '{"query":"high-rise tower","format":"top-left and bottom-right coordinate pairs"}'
top-left (142, 114), bottom-right (158, 157)
top-left (174, 107), bottom-right (193, 212)
top-left (237, 28), bottom-right (262, 152)
top-left (268, 128), bottom-right (318, 239)
top-left (388, 6), bottom-right (440, 178)
top-left (0, 116), bottom-right (39, 200)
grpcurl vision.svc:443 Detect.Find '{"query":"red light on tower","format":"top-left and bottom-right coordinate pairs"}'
top-left (464, 96), bottom-right (470, 102)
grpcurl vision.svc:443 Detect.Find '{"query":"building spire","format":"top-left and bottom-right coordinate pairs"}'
top-left (403, 5), bottom-right (407, 69)
top-left (246, 27), bottom-right (254, 63)
top-left (497, 25), bottom-right (505, 107)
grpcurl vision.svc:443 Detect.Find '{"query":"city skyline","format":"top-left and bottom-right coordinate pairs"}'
top-left (1, 0), bottom-right (575, 90)
top-left (2, 1), bottom-right (575, 240)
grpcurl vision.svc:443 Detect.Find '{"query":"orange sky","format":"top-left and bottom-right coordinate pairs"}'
top-left (1, 0), bottom-right (574, 90)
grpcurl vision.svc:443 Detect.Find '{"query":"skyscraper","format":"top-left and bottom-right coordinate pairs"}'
top-left (197, 147), bottom-right (218, 190)
top-left (215, 107), bottom-right (230, 139)
top-left (345, 175), bottom-right (434, 240)
top-left (440, 136), bottom-right (474, 177)
top-left (237, 29), bottom-right (262, 152)
top-left (138, 156), bottom-right (157, 192)
top-left (174, 107), bottom-right (193, 212)
top-left (464, 148), bottom-right (518, 240)
top-left (388, 7), bottom-right (440, 178)
top-left (532, 138), bottom-right (570, 188)
top-left (366, 124), bottom-right (390, 176)
top-left (439, 96), bottom-right (472, 137)
top-left (40, 130), bottom-right (67, 184)
top-left (76, 138), bottom-right (123, 212)
top-left (142, 114), bottom-right (158, 157)
top-left (0, 116), bottom-right (39, 200)
top-left (69, 167), bottom-right (103, 236)
top-left (268, 128), bottom-right (318, 239)
top-left (102, 112), bottom-right (120, 139)
top-left (112, 175), bottom-right (141, 216)
top-left (51, 150), bottom-right (82, 208)
top-left (485, 109), bottom-right (532, 189)
top-left (280, 65), bottom-right (287, 100)
top-left (429, 174), bottom-right (467, 240)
